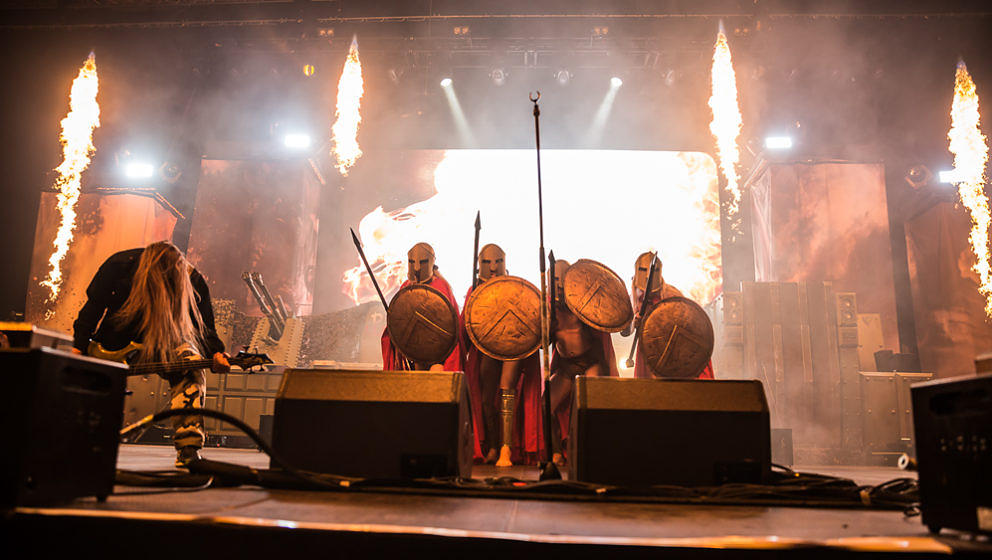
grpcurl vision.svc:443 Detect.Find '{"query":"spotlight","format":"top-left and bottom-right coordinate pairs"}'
top-left (302, 64), bottom-right (316, 77)
top-left (904, 165), bottom-right (933, 189)
top-left (610, 76), bottom-right (623, 88)
top-left (284, 133), bottom-right (312, 149)
top-left (490, 68), bottom-right (506, 86)
top-left (440, 77), bottom-right (453, 88)
top-left (160, 162), bottom-right (182, 184)
top-left (764, 136), bottom-right (793, 150)
top-left (124, 162), bottom-right (155, 179)
top-left (938, 169), bottom-right (962, 184)
top-left (554, 69), bottom-right (572, 86)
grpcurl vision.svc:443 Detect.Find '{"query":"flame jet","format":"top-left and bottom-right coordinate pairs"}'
top-left (708, 28), bottom-right (743, 218)
top-left (332, 37), bottom-right (364, 175)
top-left (40, 52), bottom-right (100, 306)
top-left (948, 60), bottom-right (992, 317)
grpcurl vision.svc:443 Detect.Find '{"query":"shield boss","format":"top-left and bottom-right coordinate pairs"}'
top-left (639, 297), bottom-right (714, 378)
top-left (464, 276), bottom-right (542, 360)
top-left (386, 284), bottom-right (458, 365)
top-left (562, 259), bottom-right (633, 332)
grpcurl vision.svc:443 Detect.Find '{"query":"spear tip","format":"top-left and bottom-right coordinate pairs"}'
top-left (475, 210), bottom-right (481, 228)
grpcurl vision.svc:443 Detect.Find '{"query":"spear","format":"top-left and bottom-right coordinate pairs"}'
top-left (530, 91), bottom-right (561, 480)
top-left (626, 252), bottom-right (658, 368)
top-left (472, 211), bottom-right (481, 289)
top-left (350, 227), bottom-right (389, 312)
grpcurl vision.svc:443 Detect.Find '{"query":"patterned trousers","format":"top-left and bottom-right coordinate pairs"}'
top-left (167, 347), bottom-right (207, 450)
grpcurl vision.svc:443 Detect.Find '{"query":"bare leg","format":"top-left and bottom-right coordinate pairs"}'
top-left (479, 356), bottom-right (502, 461)
top-left (549, 371), bottom-right (574, 415)
top-left (499, 359), bottom-right (522, 390)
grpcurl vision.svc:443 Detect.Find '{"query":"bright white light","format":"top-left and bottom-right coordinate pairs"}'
top-left (440, 77), bottom-right (453, 88)
top-left (764, 136), bottom-right (793, 150)
top-left (284, 133), bottom-right (312, 149)
top-left (343, 150), bottom-right (724, 308)
top-left (939, 169), bottom-right (964, 184)
top-left (124, 162), bottom-right (155, 179)
top-left (610, 76), bottom-right (623, 88)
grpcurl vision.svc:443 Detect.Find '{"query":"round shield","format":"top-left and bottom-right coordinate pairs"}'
top-left (562, 259), bottom-right (634, 332)
top-left (386, 283), bottom-right (459, 365)
top-left (639, 296), bottom-right (715, 378)
top-left (464, 275), bottom-right (542, 361)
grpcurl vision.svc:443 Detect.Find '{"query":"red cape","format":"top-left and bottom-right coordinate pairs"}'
top-left (632, 290), bottom-right (714, 380)
top-left (381, 273), bottom-right (464, 372)
top-left (462, 285), bottom-right (545, 464)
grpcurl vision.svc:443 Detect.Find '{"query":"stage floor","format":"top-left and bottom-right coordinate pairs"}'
top-left (8, 445), bottom-right (990, 557)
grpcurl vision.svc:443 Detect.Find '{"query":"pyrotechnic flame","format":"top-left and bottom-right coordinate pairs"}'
top-left (40, 53), bottom-right (100, 307)
top-left (948, 60), bottom-right (992, 317)
top-left (708, 30), bottom-right (743, 217)
top-left (331, 38), bottom-right (364, 175)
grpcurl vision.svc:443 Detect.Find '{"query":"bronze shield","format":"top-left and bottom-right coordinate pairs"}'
top-left (386, 284), bottom-right (459, 365)
top-left (639, 296), bottom-right (714, 378)
top-left (464, 276), bottom-right (542, 360)
top-left (562, 259), bottom-right (634, 332)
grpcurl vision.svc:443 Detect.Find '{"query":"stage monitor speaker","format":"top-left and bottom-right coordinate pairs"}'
top-left (271, 369), bottom-right (473, 479)
top-left (568, 377), bottom-right (771, 486)
top-left (1, 348), bottom-right (127, 506)
top-left (911, 374), bottom-right (992, 535)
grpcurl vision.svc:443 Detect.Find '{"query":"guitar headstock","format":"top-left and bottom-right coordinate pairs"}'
top-left (231, 351), bottom-right (274, 371)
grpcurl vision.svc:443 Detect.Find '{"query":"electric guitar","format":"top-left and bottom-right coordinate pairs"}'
top-left (87, 340), bottom-right (273, 377)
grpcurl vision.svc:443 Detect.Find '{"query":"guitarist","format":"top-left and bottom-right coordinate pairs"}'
top-left (72, 241), bottom-right (230, 468)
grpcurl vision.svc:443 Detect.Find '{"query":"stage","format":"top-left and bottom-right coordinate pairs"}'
top-left (6, 445), bottom-right (988, 558)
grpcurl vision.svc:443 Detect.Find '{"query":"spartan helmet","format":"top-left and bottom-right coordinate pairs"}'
top-left (633, 252), bottom-right (663, 294)
top-left (407, 242), bottom-right (436, 284)
top-left (477, 243), bottom-right (506, 282)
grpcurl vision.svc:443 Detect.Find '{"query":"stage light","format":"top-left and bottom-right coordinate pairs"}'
top-left (490, 68), bottom-right (506, 86)
top-left (303, 64), bottom-right (316, 77)
top-left (764, 136), bottom-right (793, 150)
top-left (440, 77), bottom-right (453, 88)
top-left (939, 169), bottom-right (963, 184)
top-left (610, 76), bottom-right (623, 88)
top-left (125, 162), bottom-right (155, 179)
top-left (554, 69), bottom-right (572, 86)
top-left (284, 133), bottom-right (312, 149)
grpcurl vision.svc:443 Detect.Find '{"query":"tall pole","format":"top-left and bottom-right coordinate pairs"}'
top-left (350, 227), bottom-right (389, 312)
top-left (531, 91), bottom-right (560, 480)
top-left (472, 211), bottom-right (481, 289)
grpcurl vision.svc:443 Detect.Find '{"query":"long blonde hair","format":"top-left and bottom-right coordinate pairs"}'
top-left (116, 241), bottom-right (206, 362)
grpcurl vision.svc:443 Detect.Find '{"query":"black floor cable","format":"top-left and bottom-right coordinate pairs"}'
top-left (115, 407), bottom-right (921, 511)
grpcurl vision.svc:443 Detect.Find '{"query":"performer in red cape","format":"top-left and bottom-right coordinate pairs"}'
top-left (624, 252), bottom-right (714, 380)
top-left (547, 259), bottom-right (620, 463)
top-left (462, 244), bottom-right (544, 465)
top-left (381, 242), bottom-right (464, 372)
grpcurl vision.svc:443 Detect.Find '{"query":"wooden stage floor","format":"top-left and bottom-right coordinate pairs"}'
top-left (7, 445), bottom-right (990, 558)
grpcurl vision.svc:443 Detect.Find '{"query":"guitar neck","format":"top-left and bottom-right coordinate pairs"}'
top-left (128, 359), bottom-right (219, 377)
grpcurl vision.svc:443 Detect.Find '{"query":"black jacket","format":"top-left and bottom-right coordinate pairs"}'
top-left (72, 248), bottom-right (225, 357)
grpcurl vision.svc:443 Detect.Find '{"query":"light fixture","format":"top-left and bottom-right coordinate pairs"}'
top-left (610, 76), bottom-right (623, 88)
top-left (554, 69), bottom-right (572, 86)
top-left (490, 68), bottom-right (506, 86)
top-left (440, 77), bottom-right (453, 88)
top-left (764, 136), bottom-right (793, 150)
top-left (124, 162), bottom-right (155, 179)
top-left (938, 169), bottom-right (962, 184)
top-left (302, 64), bottom-right (316, 77)
top-left (284, 133), bottom-right (312, 149)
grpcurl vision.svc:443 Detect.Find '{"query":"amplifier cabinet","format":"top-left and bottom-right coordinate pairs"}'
top-left (1, 348), bottom-right (127, 506)
top-left (911, 374), bottom-right (992, 534)
top-left (272, 369), bottom-right (473, 479)
top-left (568, 377), bottom-right (771, 486)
